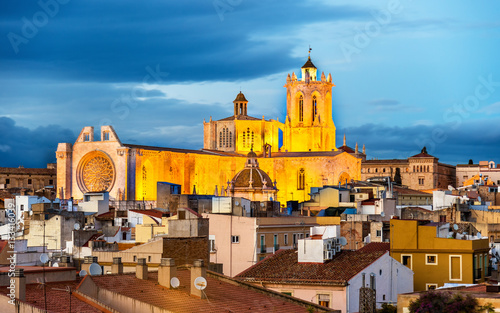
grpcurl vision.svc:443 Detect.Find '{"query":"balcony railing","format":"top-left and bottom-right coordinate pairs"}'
top-left (273, 244), bottom-right (280, 253)
top-left (260, 245), bottom-right (266, 253)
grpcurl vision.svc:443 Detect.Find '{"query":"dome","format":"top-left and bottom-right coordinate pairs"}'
top-left (232, 168), bottom-right (274, 188)
top-left (234, 92), bottom-right (248, 102)
top-left (247, 150), bottom-right (257, 158)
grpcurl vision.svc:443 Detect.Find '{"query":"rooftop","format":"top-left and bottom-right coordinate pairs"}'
top-left (236, 242), bottom-right (390, 285)
top-left (82, 268), bottom-right (326, 312)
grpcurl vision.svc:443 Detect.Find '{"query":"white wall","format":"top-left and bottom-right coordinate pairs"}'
top-left (348, 253), bottom-right (413, 312)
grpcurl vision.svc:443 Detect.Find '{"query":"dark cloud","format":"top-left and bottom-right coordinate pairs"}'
top-left (0, 1), bottom-right (368, 83)
top-left (0, 117), bottom-right (75, 167)
top-left (341, 121), bottom-right (500, 165)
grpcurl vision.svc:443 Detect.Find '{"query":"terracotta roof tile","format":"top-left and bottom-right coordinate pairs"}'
top-left (86, 269), bottom-right (314, 312)
top-left (0, 279), bottom-right (100, 313)
top-left (236, 243), bottom-right (388, 285)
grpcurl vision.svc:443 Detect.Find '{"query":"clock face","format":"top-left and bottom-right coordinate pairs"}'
top-left (77, 151), bottom-right (115, 193)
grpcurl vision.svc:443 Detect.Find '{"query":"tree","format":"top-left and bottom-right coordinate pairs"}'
top-left (408, 291), bottom-right (492, 313)
top-left (377, 303), bottom-right (397, 313)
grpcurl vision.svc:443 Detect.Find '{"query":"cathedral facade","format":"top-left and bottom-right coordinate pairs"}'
top-left (56, 57), bottom-right (361, 204)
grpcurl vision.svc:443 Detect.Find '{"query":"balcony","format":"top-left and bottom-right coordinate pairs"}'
top-left (260, 245), bottom-right (266, 254)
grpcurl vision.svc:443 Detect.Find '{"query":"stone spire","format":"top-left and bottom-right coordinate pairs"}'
top-left (343, 134), bottom-right (346, 146)
top-left (355, 142), bottom-right (358, 153)
top-left (363, 144), bottom-right (366, 154)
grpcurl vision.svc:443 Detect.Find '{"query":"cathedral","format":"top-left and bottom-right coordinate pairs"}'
top-left (56, 56), bottom-right (362, 204)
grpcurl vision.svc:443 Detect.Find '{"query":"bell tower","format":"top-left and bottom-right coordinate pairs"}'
top-left (283, 53), bottom-right (336, 152)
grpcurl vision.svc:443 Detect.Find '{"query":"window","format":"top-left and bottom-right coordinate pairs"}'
top-left (142, 166), bottom-right (147, 198)
top-left (231, 235), bottom-right (239, 243)
top-left (260, 235), bottom-right (265, 253)
top-left (402, 254), bottom-right (412, 269)
top-left (84, 133), bottom-right (90, 141)
top-left (293, 234), bottom-right (298, 247)
top-left (103, 132), bottom-right (110, 141)
top-left (5, 178), bottom-right (9, 185)
top-left (49, 179), bottom-right (53, 185)
top-left (133, 256), bottom-right (137, 262)
top-left (305, 233), bottom-right (310, 238)
top-left (20, 204), bottom-right (24, 211)
top-left (148, 256), bottom-right (151, 262)
top-left (219, 131), bottom-right (223, 148)
top-left (426, 254), bottom-right (438, 265)
top-left (312, 95), bottom-right (317, 122)
top-left (419, 177), bottom-right (425, 185)
top-left (449, 255), bottom-right (462, 281)
top-left (376, 230), bottom-right (382, 237)
top-left (317, 294), bottom-right (330, 308)
top-left (297, 168), bottom-right (305, 190)
top-left (426, 284), bottom-right (438, 290)
top-left (282, 291), bottom-right (293, 296)
top-left (298, 95), bottom-right (304, 122)
top-left (274, 234), bottom-right (279, 251)
top-left (28, 179), bottom-right (32, 185)
top-left (284, 234), bottom-right (288, 245)
top-left (209, 238), bottom-right (216, 253)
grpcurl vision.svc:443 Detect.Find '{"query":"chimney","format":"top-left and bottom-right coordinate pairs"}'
top-left (158, 258), bottom-right (176, 288)
top-left (111, 257), bottom-right (123, 275)
top-left (59, 256), bottom-right (72, 267)
top-left (81, 256), bottom-right (97, 273)
top-left (190, 259), bottom-right (206, 298)
top-left (14, 269), bottom-right (26, 301)
top-left (136, 258), bottom-right (148, 280)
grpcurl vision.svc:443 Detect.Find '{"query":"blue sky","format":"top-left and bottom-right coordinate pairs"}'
top-left (1, 0), bottom-right (500, 167)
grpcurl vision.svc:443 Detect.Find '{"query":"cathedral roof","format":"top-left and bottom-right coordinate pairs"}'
top-left (234, 92), bottom-right (248, 102)
top-left (217, 115), bottom-right (260, 121)
top-left (301, 56), bottom-right (316, 69)
top-left (337, 145), bottom-right (355, 154)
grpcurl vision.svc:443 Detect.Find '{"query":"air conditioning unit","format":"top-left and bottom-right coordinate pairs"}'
top-left (335, 246), bottom-right (341, 253)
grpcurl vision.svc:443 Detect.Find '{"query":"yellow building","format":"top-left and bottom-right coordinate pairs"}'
top-left (56, 56), bottom-right (361, 204)
top-left (390, 219), bottom-right (489, 291)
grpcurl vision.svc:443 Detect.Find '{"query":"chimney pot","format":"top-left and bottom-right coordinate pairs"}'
top-left (190, 259), bottom-right (206, 298)
top-left (136, 258), bottom-right (148, 280)
top-left (158, 258), bottom-right (176, 288)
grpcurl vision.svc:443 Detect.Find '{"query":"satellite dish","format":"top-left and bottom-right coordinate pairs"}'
top-left (170, 277), bottom-right (180, 288)
top-left (453, 224), bottom-right (459, 231)
top-left (79, 270), bottom-right (88, 277)
top-left (339, 237), bottom-right (348, 246)
top-left (74, 223), bottom-right (80, 230)
top-left (40, 253), bottom-right (49, 264)
top-left (52, 262), bottom-right (59, 267)
top-left (194, 276), bottom-right (207, 290)
top-left (260, 203), bottom-right (265, 207)
top-left (235, 201), bottom-right (239, 206)
top-left (89, 263), bottom-right (102, 276)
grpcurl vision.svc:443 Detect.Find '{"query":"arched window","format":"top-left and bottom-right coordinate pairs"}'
top-left (383, 168), bottom-right (386, 173)
top-left (142, 165), bottom-right (147, 198)
top-left (312, 95), bottom-right (317, 122)
top-left (299, 95), bottom-right (304, 122)
top-left (298, 169), bottom-right (305, 190)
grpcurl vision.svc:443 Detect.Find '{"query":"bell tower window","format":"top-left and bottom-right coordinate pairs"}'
top-left (298, 168), bottom-right (305, 190)
top-left (299, 95), bottom-right (304, 122)
top-left (312, 95), bottom-right (317, 122)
